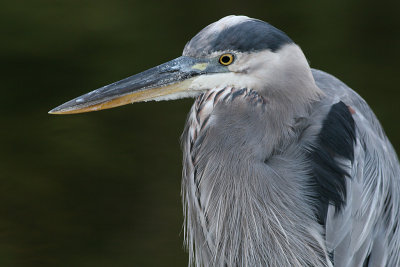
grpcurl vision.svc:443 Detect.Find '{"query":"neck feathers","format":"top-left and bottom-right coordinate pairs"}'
top-left (257, 44), bottom-right (323, 118)
top-left (181, 87), bottom-right (330, 266)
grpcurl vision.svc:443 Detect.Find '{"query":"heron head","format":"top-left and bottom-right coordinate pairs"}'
top-left (49, 15), bottom-right (320, 114)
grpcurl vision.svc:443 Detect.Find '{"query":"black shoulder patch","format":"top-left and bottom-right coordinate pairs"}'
top-left (309, 101), bottom-right (356, 226)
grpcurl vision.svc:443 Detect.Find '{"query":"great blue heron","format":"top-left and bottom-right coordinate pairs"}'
top-left (50, 15), bottom-right (400, 267)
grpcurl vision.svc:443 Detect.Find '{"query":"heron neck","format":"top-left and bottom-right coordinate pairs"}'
top-left (181, 87), bottom-right (329, 266)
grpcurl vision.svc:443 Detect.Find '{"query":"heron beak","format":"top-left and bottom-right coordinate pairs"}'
top-left (49, 56), bottom-right (215, 114)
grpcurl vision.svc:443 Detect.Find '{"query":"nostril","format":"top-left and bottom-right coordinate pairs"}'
top-left (159, 68), bottom-right (179, 74)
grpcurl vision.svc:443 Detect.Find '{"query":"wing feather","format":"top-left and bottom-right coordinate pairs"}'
top-left (310, 69), bottom-right (400, 266)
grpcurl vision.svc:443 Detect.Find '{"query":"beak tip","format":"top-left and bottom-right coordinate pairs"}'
top-left (48, 98), bottom-right (83, 114)
top-left (48, 105), bottom-right (69, 115)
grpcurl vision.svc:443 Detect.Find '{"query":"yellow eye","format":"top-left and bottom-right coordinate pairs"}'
top-left (219, 53), bottom-right (234, 66)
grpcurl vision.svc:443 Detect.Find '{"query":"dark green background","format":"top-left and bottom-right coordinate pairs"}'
top-left (1, 0), bottom-right (399, 266)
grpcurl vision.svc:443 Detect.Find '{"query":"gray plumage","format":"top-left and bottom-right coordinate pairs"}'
top-left (180, 17), bottom-right (400, 267)
top-left (50, 15), bottom-right (400, 267)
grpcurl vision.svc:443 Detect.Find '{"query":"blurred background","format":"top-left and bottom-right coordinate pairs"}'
top-left (1, 0), bottom-right (399, 266)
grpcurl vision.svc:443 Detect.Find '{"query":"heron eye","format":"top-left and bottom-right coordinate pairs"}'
top-left (219, 54), bottom-right (234, 66)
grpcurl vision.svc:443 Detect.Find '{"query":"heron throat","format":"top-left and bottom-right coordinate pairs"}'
top-left (181, 86), bottom-right (330, 267)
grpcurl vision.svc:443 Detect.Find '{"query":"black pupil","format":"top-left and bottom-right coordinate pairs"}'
top-left (221, 56), bottom-right (231, 64)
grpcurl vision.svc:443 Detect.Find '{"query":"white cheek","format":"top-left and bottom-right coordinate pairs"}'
top-left (189, 72), bottom-right (262, 91)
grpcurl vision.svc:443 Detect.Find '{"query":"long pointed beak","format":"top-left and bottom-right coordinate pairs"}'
top-left (49, 56), bottom-right (214, 114)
